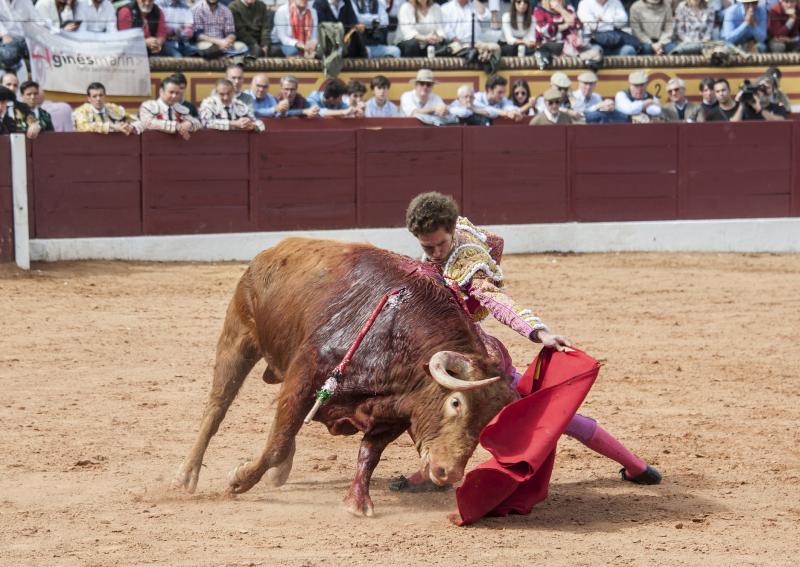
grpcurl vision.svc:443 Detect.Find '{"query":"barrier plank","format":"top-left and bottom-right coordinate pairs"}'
top-left (142, 131), bottom-right (251, 234)
top-left (0, 136), bottom-right (12, 261)
top-left (32, 135), bottom-right (142, 238)
top-left (463, 126), bottom-right (568, 224)
top-left (357, 128), bottom-right (462, 227)
top-left (253, 130), bottom-right (357, 230)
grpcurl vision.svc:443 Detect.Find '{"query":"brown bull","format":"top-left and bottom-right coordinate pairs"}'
top-left (173, 238), bottom-right (518, 516)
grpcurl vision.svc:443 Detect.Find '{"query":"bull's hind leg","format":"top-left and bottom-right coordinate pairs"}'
top-left (227, 360), bottom-right (314, 494)
top-left (172, 300), bottom-right (259, 493)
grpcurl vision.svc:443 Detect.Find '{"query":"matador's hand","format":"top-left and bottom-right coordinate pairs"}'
top-left (534, 331), bottom-right (573, 352)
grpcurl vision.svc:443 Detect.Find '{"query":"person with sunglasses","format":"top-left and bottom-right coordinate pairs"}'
top-left (510, 79), bottom-right (535, 116)
top-left (534, 71), bottom-right (582, 122)
top-left (662, 77), bottom-right (705, 122)
top-left (529, 86), bottom-right (575, 124)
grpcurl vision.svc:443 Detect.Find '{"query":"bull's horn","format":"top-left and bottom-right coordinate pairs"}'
top-left (428, 351), bottom-right (501, 391)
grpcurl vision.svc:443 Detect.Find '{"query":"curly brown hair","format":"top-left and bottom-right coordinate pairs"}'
top-left (405, 192), bottom-right (460, 236)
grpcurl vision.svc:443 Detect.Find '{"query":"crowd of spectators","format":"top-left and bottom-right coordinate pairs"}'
top-left (0, 61), bottom-right (792, 136)
top-left (2, 0), bottom-right (800, 73)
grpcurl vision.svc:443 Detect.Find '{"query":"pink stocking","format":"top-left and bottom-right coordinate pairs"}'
top-left (564, 414), bottom-right (647, 477)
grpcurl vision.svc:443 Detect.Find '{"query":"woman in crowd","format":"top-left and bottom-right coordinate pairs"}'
top-left (510, 79), bottom-right (536, 115)
top-left (532, 0), bottom-right (583, 68)
top-left (396, 0), bottom-right (446, 57)
top-left (672, 0), bottom-right (716, 54)
top-left (500, 0), bottom-right (537, 56)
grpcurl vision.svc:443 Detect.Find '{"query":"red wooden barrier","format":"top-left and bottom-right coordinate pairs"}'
top-left (252, 130), bottom-right (357, 230)
top-left (357, 127), bottom-right (463, 227)
top-left (463, 125), bottom-right (569, 225)
top-left (31, 134), bottom-right (142, 238)
top-left (0, 136), bottom-right (12, 261)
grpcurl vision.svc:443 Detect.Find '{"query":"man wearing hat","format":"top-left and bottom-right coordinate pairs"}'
top-left (400, 69), bottom-right (449, 118)
top-left (661, 77), bottom-right (705, 122)
top-left (721, 0), bottom-right (767, 53)
top-left (534, 72), bottom-right (580, 121)
top-left (614, 70), bottom-right (662, 122)
top-left (572, 70), bottom-right (628, 124)
top-left (530, 87), bottom-right (574, 125)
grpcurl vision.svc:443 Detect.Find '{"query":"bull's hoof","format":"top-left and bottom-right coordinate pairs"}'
top-left (389, 475), bottom-right (452, 493)
top-left (227, 461), bottom-right (259, 494)
top-left (171, 461), bottom-right (200, 493)
top-left (343, 492), bottom-right (374, 518)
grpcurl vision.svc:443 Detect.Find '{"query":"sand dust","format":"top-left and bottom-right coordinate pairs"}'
top-left (0, 252), bottom-right (798, 566)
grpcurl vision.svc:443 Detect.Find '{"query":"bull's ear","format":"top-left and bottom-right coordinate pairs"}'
top-left (423, 363), bottom-right (431, 376)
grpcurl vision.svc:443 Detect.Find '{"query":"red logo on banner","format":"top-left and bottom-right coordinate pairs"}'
top-left (30, 45), bottom-right (52, 67)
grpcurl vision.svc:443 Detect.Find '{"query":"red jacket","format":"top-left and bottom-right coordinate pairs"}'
top-left (768, 3), bottom-right (800, 39)
top-left (117, 3), bottom-right (168, 41)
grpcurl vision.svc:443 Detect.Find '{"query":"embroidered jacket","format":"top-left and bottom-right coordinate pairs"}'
top-left (73, 102), bottom-right (142, 134)
top-left (427, 216), bottom-right (549, 340)
top-left (198, 95), bottom-right (265, 131)
top-left (138, 98), bottom-right (201, 133)
top-left (7, 101), bottom-right (38, 132)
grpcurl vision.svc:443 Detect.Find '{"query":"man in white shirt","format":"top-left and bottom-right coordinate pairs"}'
top-left (614, 70), bottom-right (662, 122)
top-left (441, 0), bottom-right (499, 61)
top-left (448, 83), bottom-right (494, 124)
top-left (473, 74), bottom-right (523, 121)
top-left (571, 70), bottom-right (628, 123)
top-left (577, 0), bottom-right (643, 55)
top-left (400, 68), bottom-right (448, 118)
top-left (76, 0), bottom-right (116, 32)
top-left (271, 0), bottom-right (319, 57)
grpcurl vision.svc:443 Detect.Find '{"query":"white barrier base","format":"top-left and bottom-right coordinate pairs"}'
top-left (29, 217), bottom-right (800, 262)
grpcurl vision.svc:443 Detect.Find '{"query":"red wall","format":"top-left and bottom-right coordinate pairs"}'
top-left (2, 120), bottom-right (799, 251)
top-left (0, 136), bottom-right (12, 261)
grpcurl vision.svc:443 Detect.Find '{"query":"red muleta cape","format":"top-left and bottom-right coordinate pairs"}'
top-left (453, 348), bottom-right (600, 525)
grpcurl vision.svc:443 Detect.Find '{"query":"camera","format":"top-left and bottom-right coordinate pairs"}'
top-left (739, 79), bottom-right (766, 106)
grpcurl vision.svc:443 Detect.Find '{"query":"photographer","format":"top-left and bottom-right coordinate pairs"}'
top-left (757, 73), bottom-right (791, 118)
top-left (707, 78), bottom-right (784, 121)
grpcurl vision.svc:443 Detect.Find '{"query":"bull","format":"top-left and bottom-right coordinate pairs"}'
top-left (172, 238), bottom-right (518, 516)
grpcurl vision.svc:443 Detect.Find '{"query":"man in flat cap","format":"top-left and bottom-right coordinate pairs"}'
top-left (614, 70), bottom-right (662, 122)
top-left (571, 70), bottom-right (628, 123)
top-left (530, 87), bottom-right (574, 125)
top-left (534, 72), bottom-right (581, 121)
top-left (661, 77), bottom-right (705, 122)
top-left (722, 0), bottom-right (768, 52)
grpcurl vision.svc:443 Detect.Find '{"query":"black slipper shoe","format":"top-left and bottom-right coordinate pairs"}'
top-left (620, 465), bottom-right (662, 485)
top-left (389, 475), bottom-right (452, 493)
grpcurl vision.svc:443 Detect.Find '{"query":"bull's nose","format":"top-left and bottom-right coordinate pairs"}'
top-left (430, 465), bottom-right (462, 485)
top-left (433, 466), bottom-right (447, 481)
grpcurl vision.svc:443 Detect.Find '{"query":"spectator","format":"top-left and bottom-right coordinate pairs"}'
top-left (534, 72), bottom-right (579, 121)
top-left (244, 74), bottom-right (278, 118)
top-left (474, 75), bottom-right (523, 121)
top-left (73, 81), bottom-right (141, 134)
top-left (699, 76), bottom-right (718, 119)
top-left (39, 88), bottom-right (74, 132)
top-left (75, 0), bottom-right (117, 33)
top-left (529, 87), bottom-right (574, 125)
top-left (1, 71), bottom-right (40, 139)
top-left (400, 68), bottom-right (448, 118)
top-left (230, 0), bottom-right (273, 57)
top-left (578, 0), bottom-right (643, 55)
top-left (200, 78), bottom-right (266, 131)
top-left (672, 0), bottom-right (716, 54)
top-left (629, 0), bottom-right (676, 54)
top-left (532, 0), bottom-right (582, 68)
top-left (768, 0), bottom-right (800, 52)
top-left (118, 0), bottom-right (168, 56)
top-left (661, 77), bottom-right (705, 122)
top-left (756, 73), bottom-right (790, 117)
top-left (170, 72), bottom-right (199, 117)
top-left (225, 63), bottom-right (255, 109)
top-left (614, 70), bottom-right (662, 122)
top-left (763, 67), bottom-right (792, 111)
top-left (501, 0), bottom-right (536, 57)
top-left (572, 70), bottom-right (628, 123)
top-left (36, 0), bottom-right (80, 32)
top-left (19, 81), bottom-right (54, 132)
top-left (0, 85), bottom-right (15, 134)
top-left (271, 0), bottom-right (318, 58)
top-left (510, 79), bottom-right (535, 116)
top-left (705, 78), bottom-right (743, 121)
top-left (346, 79), bottom-right (367, 116)
top-left (442, 0), bottom-right (499, 60)
top-left (192, 0), bottom-right (237, 58)
top-left (364, 74), bottom-right (398, 117)
top-left (448, 84), bottom-right (494, 125)
top-left (139, 76), bottom-right (202, 140)
top-left (721, 0), bottom-right (767, 52)
top-left (307, 78), bottom-right (357, 117)
top-left (396, 0), bottom-right (446, 57)
top-left (352, 0), bottom-right (401, 58)
top-left (157, 0), bottom-right (199, 57)
top-left (0, 0), bottom-right (28, 71)
top-left (274, 74), bottom-right (321, 117)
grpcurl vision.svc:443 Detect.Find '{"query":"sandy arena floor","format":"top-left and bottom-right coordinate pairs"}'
top-left (1, 252), bottom-right (798, 566)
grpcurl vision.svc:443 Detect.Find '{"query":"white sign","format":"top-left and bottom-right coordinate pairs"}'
top-left (23, 25), bottom-right (151, 97)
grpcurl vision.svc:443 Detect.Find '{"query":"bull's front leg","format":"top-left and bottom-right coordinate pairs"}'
top-left (343, 425), bottom-right (406, 517)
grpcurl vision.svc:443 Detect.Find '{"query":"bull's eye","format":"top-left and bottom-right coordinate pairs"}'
top-left (450, 398), bottom-right (460, 409)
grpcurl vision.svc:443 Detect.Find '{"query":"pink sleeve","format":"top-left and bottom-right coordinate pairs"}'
top-left (468, 276), bottom-right (549, 340)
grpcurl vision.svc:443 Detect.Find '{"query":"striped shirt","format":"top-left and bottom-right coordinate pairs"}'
top-left (191, 0), bottom-right (235, 39)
